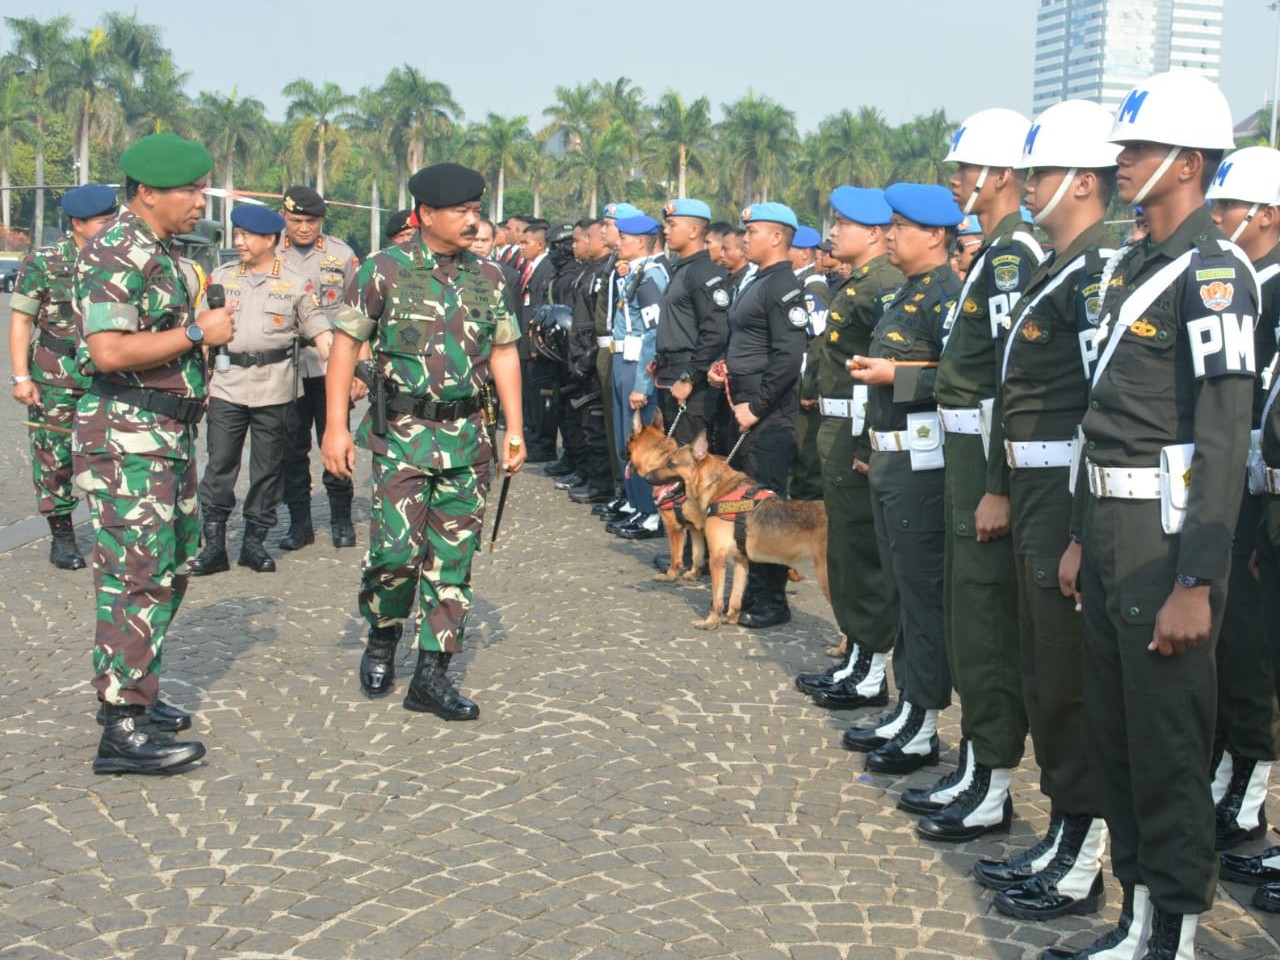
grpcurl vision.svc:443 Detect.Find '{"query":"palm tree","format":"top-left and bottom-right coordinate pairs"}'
top-left (648, 91), bottom-right (712, 197)
top-left (541, 82), bottom-right (598, 151)
top-left (6, 15), bottom-right (72, 244)
top-left (562, 122), bottom-right (628, 218)
top-left (890, 110), bottom-right (954, 184)
top-left (126, 57), bottom-right (192, 139)
top-left (65, 25), bottom-right (119, 183)
top-left (0, 73), bottom-right (35, 231)
top-left (521, 139), bottom-right (556, 219)
top-left (719, 93), bottom-right (797, 207)
top-left (194, 88), bottom-right (268, 236)
top-left (283, 79), bottom-right (357, 195)
top-left (467, 113), bottom-right (530, 221)
top-left (377, 66), bottom-right (460, 207)
top-left (597, 76), bottom-right (648, 169)
top-left (812, 107), bottom-right (892, 189)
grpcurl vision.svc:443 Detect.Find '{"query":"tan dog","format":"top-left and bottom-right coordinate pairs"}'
top-left (652, 431), bottom-right (830, 630)
top-left (624, 409), bottom-right (707, 581)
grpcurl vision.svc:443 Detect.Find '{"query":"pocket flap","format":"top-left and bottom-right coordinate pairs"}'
top-left (906, 412), bottom-right (942, 452)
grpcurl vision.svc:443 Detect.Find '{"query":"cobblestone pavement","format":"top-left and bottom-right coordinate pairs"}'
top-left (1, 296), bottom-right (1278, 959)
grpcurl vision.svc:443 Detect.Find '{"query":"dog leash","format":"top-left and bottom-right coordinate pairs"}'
top-left (666, 403), bottom-right (686, 438)
top-left (710, 360), bottom-right (752, 464)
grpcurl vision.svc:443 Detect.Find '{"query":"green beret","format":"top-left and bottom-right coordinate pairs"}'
top-left (119, 133), bottom-right (212, 189)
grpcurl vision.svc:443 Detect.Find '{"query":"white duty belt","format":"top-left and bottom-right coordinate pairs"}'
top-left (596, 335), bottom-right (612, 349)
top-left (819, 397), bottom-right (853, 418)
top-left (1086, 460), bottom-right (1161, 499)
top-left (1005, 439), bottom-right (1074, 470)
top-left (1263, 466), bottom-right (1280, 495)
top-left (939, 407), bottom-right (983, 435)
top-left (870, 430), bottom-right (909, 452)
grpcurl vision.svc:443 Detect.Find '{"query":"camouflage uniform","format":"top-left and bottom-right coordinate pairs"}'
top-left (335, 239), bottom-right (517, 653)
top-left (10, 235), bottom-right (92, 516)
top-left (72, 210), bottom-right (205, 706)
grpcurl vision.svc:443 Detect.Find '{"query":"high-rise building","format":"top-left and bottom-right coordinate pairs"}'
top-left (1032, 0), bottom-right (1223, 116)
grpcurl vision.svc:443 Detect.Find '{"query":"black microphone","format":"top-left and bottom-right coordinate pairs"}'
top-left (205, 283), bottom-right (230, 373)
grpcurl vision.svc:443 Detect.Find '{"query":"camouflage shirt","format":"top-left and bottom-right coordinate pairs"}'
top-left (334, 237), bottom-right (518, 469)
top-left (10, 234), bottom-right (90, 390)
top-left (73, 209), bottom-right (204, 462)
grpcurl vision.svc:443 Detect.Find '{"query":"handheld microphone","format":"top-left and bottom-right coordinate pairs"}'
top-left (205, 283), bottom-right (230, 373)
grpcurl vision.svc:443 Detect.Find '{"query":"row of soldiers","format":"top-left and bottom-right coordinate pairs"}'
top-left (504, 71), bottom-right (1280, 960)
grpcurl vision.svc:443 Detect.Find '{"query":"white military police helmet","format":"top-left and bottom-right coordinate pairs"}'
top-left (1205, 145), bottom-right (1280, 241)
top-left (945, 108), bottom-right (1031, 216)
top-left (1017, 100), bottom-right (1119, 225)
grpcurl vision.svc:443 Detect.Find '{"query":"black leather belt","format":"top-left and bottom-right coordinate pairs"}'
top-left (385, 393), bottom-right (482, 422)
top-left (39, 331), bottom-right (76, 358)
top-left (90, 377), bottom-right (205, 423)
top-left (228, 347), bottom-right (292, 367)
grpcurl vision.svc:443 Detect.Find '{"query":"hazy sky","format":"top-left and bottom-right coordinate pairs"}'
top-left (5, 0), bottom-right (1280, 133)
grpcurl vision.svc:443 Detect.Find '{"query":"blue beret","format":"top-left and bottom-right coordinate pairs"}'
top-left (663, 198), bottom-right (712, 220)
top-left (829, 186), bottom-right (892, 226)
top-left (231, 204), bottom-right (286, 235)
top-left (792, 226), bottom-right (821, 249)
top-left (956, 215), bottom-right (983, 236)
top-left (603, 202), bottom-right (644, 220)
top-left (61, 184), bottom-right (117, 220)
top-left (741, 202), bottom-right (798, 230)
top-left (884, 183), bottom-right (964, 228)
top-left (616, 215), bottom-right (660, 236)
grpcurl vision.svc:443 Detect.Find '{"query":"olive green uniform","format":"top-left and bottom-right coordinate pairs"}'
top-left (813, 255), bottom-right (902, 657)
top-left (1000, 221), bottom-right (1107, 817)
top-left (867, 264), bottom-right (960, 709)
top-left (1075, 205), bottom-right (1255, 913)
top-left (592, 252), bottom-right (621, 491)
top-left (935, 210), bottom-right (1043, 770)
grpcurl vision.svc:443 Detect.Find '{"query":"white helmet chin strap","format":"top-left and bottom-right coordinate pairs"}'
top-left (1032, 168), bottom-right (1078, 226)
top-left (1229, 203), bottom-right (1260, 243)
top-left (962, 166), bottom-right (990, 216)
top-left (1130, 146), bottom-right (1182, 206)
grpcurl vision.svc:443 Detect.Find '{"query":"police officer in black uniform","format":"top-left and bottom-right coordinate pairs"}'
top-left (564, 220), bottom-right (614, 505)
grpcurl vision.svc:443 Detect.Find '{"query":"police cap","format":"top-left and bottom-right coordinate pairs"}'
top-left (792, 225), bottom-right (821, 249)
top-left (663, 198), bottom-right (712, 221)
top-left (119, 133), bottom-right (212, 189)
top-left (741, 202), bottom-right (798, 230)
top-left (829, 185), bottom-right (892, 226)
top-left (282, 185), bottom-right (326, 217)
top-left (616, 215), bottom-right (660, 236)
top-left (384, 209), bottom-right (412, 240)
top-left (884, 183), bottom-right (964, 228)
top-left (60, 184), bottom-right (117, 220)
top-left (231, 204), bottom-right (286, 235)
top-left (408, 163), bottom-right (485, 208)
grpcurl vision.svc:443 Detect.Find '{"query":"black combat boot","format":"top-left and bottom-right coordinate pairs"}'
top-left (864, 703), bottom-right (940, 774)
top-left (93, 703), bottom-right (206, 774)
top-left (1040, 883), bottom-right (1149, 959)
top-left (901, 739), bottom-right (974, 815)
top-left (279, 502), bottom-right (314, 551)
top-left (329, 495), bottom-right (356, 548)
top-left (737, 564), bottom-right (791, 628)
top-left (543, 457), bottom-right (575, 477)
top-left (403, 650), bottom-right (479, 721)
top-left (915, 764), bottom-right (1013, 842)
top-left (973, 803), bottom-right (1062, 888)
top-left (190, 520), bottom-right (229, 576)
top-left (1214, 753), bottom-right (1271, 850)
top-left (47, 514), bottom-right (85, 570)
top-left (994, 815), bottom-right (1107, 920)
top-left (1137, 907), bottom-right (1197, 960)
top-left (811, 649), bottom-right (890, 710)
top-left (842, 696), bottom-right (907, 752)
top-left (237, 523), bottom-right (276, 573)
top-left (96, 698), bottom-right (191, 733)
top-left (359, 624), bottom-right (402, 697)
top-left (796, 641), bottom-right (859, 695)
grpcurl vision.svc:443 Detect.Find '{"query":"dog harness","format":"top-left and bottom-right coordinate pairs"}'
top-left (707, 484), bottom-right (778, 555)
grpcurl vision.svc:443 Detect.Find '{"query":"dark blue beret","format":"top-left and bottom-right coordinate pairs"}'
top-left (231, 204), bottom-right (286, 235)
top-left (61, 184), bottom-right (118, 220)
top-left (616, 215), bottom-right (660, 236)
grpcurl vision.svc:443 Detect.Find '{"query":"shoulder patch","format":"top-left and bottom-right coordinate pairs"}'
top-left (787, 305), bottom-right (808, 327)
top-left (1199, 280), bottom-right (1233, 311)
top-left (1195, 267), bottom-right (1235, 282)
top-left (993, 264), bottom-right (1019, 292)
top-left (780, 288), bottom-right (802, 303)
top-left (992, 254), bottom-right (1021, 267)
top-left (712, 288), bottom-right (730, 307)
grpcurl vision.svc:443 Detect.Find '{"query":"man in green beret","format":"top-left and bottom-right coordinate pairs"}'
top-left (74, 132), bottom-right (236, 773)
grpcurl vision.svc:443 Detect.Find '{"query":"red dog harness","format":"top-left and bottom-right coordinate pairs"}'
top-left (707, 484), bottom-right (778, 554)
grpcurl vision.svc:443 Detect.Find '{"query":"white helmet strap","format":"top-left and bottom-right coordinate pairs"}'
top-left (1229, 203), bottom-right (1260, 243)
top-left (962, 166), bottom-right (990, 216)
top-left (1130, 146), bottom-right (1182, 206)
top-left (1032, 168), bottom-right (1079, 226)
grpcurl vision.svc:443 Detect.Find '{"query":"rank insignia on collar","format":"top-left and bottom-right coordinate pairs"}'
top-left (829, 330), bottom-right (839, 342)
top-left (1130, 319), bottom-right (1158, 338)
top-left (1199, 280), bottom-right (1233, 312)
top-left (913, 292), bottom-right (926, 301)
top-left (904, 303), bottom-right (918, 313)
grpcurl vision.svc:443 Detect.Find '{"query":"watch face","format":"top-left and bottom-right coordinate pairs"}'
top-left (186, 324), bottom-right (204, 343)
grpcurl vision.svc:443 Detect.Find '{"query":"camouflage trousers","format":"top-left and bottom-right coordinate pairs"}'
top-left (359, 453), bottom-right (491, 653)
top-left (77, 452), bottom-right (199, 706)
top-left (30, 384), bottom-right (82, 516)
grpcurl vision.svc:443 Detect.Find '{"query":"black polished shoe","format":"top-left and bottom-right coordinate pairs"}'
top-left (1220, 844), bottom-right (1280, 885)
top-left (737, 604), bottom-right (792, 629)
top-left (96, 699), bottom-right (192, 733)
top-left (570, 486), bottom-right (614, 505)
top-left (593, 494), bottom-right (628, 518)
top-left (403, 650), bottom-right (479, 721)
top-left (554, 472), bottom-right (586, 490)
top-left (915, 766), bottom-right (1013, 843)
top-left (279, 502), bottom-right (314, 551)
top-left (93, 704), bottom-right (205, 774)
top-left (616, 514), bottom-right (663, 540)
top-left (1254, 881), bottom-right (1280, 913)
top-left (796, 662), bottom-right (844, 695)
top-left (811, 677), bottom-right (889, 711)
top-left (359, 624), bottom-right (402, 698)
top-left (1038, 882), bottom-right (1145, 960)
top-left (996, 871), bottom-right (1104, 921)
top-left (606, 511), bottom-right (645, 535)
top-left (842, 699), bottom-right (906, 753)
top-left (900, 739), bottom-right (973, 816)
top-left (973, 806), bottom-right (1063, 889)
top-left (542, 458), bottom-right (575, 477)
top-left (866, 734), bottom-right (939, 774)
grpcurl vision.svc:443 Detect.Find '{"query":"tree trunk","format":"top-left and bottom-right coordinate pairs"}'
top-left (34, 134), bottom-right (45, 246)
top-left (496, 166), bottom-right (505, 222)
top-left (533, 184), bottom-right (541, 219)
top-left (589, 185), bottom-right (598, 220)
top-left (316, 132), bottom-right (327, 196)
top-left (397, 155), bottom-right (407, 210)
top-left (678, 143), bottom-right (687, 198)
top-left (223, 160), bottom-right (234, 242)
top-left (79, 96), bottom-right (91, 184)
top-left (1, 166), bottom-right (10, 233)
top-left (370, 179), bottom-right (380, 253)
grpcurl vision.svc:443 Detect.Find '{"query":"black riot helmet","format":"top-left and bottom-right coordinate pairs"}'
top-left (534, 303), bottom-right (574, 363)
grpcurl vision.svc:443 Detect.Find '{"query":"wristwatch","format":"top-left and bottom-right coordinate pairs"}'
top-left (184, 323), bottom-right (204, 345)
top-left (1175, 573), bottom-right (1211, 589)
top-left (11, 375), bottom-right (31, 385)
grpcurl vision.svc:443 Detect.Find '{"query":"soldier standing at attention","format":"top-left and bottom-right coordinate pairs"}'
top-left (790, 224), bottom-right (830, 501)
top-left (189, 206), bottom-right (334, 576)
top-left (1200, 147), bottom-right (1280, 854)
top-left (321, 162), bottom-right (524, 720)
top-left (1049, 71), bottom-right (1254, 960)
top-left (973, 99), bottom-right (1118, 923)
top-left (74, 133), bottom-right (235, 773)
top-left (845, 183), bottom-right (962, 775)
top-left (915, 108), bottom-right (1043, 844)
top-left (9, 184), bottom-right (117, 570)
top-left (796, 187), bottom-right (902, 712)
top-left (277, 185), bottom-right (361, 550)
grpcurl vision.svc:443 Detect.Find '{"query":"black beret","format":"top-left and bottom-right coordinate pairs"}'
top-left (408, 163), bottom-right (485, 208)
top-left (282, 185), bottom-right (326, 218)
top-left (385, 209), bottom-right (413, 239)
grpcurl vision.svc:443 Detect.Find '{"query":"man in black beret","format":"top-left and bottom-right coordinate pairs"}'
top-left (385, 209), bottom-right (414, 246)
